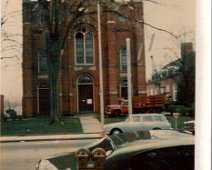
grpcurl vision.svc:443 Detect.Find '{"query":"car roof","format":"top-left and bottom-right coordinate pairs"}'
top-left (184, 120), bottom-right (195, 123)
top-left (108, 130), bottom-right (194, 158)
top-left (130, 113), bottom-right (165, 116)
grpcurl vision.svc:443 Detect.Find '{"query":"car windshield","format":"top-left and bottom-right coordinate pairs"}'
top-left (125, 116), bottom-right (141, 122)
top-left (109, 131), bottom-right (151, 146)
top-left (87, 137), bottom-right (114, 153)
top-left (124, 117), bottom-right (131, 122)
top-left (124, 116), bottom-right (140, 122)
top-left (87, 131), bottom-right (151, 155)
top-left (121, 101), bottom-right (128, 106)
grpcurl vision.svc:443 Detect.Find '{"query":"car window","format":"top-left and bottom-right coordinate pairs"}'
top-left (128, 145), bottom-right (194, 170)
top-left (142, 115), bottom-right (153, 122)
top-left (132, 116), bottom-right (141, 122)
top-left (125, 117), bottom-right (130, 122)
top-left (154, 115), bottom-right (165, 122)
top-left (122, 101), bottom-right (128, 106)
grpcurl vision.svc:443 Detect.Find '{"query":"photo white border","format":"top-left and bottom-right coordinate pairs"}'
top-left (195, 0), bottom-right (211, 169)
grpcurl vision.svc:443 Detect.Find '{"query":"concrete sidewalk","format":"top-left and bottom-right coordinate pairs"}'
top-left (80, 116), bottom-right (102, 133)
top-left (0, 116), bottom-right (103, 143)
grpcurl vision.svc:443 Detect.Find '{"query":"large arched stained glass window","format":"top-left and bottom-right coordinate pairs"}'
top-left (75, 28), bottom-right (94, 65)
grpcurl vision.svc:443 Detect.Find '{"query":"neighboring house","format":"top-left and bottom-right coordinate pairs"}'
top-left (22, 1), bottom-right (147, 117)
top-left (147, 43), bottom-right (195, 107)
top-left (147, 78), bottom-right (178, 103)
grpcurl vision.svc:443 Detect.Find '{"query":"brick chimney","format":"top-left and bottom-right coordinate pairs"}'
top-left (181, 42), bottom-right (193, 57)
top-left (23, 0), bottom-right (32, 23)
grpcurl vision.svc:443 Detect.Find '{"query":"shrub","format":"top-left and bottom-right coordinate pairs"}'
top-left (6, 109), bottom-right (17, 120)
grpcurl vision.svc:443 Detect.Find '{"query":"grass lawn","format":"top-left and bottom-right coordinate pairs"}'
top-left (166, 115), bottom-right (194, 129)
top-left (0, 117), bottom-right (83, 136)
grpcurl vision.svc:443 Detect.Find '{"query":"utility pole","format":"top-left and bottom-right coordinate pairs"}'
top-left (97, 2), bottom-right (104, 128)
top-left (126, 38), bottom-right (132, 118)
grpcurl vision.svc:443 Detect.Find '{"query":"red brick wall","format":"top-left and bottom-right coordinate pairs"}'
top-left (22, 2), bottom-right (146, 115)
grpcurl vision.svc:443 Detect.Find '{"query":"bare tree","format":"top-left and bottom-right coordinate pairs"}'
top-left (1, 0), bottom-right (22, 63)
top-left (32, 0), bottom-right (95, 124)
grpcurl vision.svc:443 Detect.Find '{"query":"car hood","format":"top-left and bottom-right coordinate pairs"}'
top-left (37, 151), bottom-right (77, 170)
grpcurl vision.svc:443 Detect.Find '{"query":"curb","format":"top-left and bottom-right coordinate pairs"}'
top-left (0, 133), bottom-right (104, 143)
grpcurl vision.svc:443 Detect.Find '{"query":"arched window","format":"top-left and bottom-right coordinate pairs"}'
top-left (39, 83), bottom-right (49, 88)
top-left (120, 47), bottom-right (127, 73)
top-left (75, 28), bottom-right (94, 65)
top-left (78, 75), bottom-right (93, 84)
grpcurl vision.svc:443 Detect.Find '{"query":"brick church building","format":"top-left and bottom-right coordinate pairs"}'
top-left (22, 0), bottom-right (146, 117)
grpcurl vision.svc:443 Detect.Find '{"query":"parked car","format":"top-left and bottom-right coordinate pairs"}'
top-left (184, 120), bottom-right (195, 135)
top-left (104, 113), bottom-right (171, 135)
top-left (36, 130), bottom-right (194, 170)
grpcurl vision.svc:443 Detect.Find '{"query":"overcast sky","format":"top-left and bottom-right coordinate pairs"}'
top-left (1, 0), bottom-right (195, 106)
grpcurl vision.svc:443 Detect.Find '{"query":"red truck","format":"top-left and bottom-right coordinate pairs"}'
top-left (105, 95), bottom-right (165, 117)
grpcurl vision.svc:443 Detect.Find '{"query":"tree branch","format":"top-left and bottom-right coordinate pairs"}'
top-left (1, 55), bottom-right (19, 61)
top-left (61, 1), bottom-right (89, 49)
top-left (138, 21), bottom-right (179, 39)
top-left (143, 0), bottom-right (160, 5)
top-left (1, 38), bottom-right (21, 45)
top-left (1, 10), bottom-right (22, 27)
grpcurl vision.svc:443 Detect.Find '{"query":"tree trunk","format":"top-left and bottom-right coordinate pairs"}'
top-left (47, 38), bottom-right (62, 124)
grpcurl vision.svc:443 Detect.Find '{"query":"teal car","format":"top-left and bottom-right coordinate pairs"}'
top-left (36, 130), bottom-right (194, 170)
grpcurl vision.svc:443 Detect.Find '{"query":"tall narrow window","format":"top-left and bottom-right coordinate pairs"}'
top-left (120, 80), bottom-right (128, 99)
top-left (85, 32), bottom-right (94, 64)
top-left (76, 33), bottom-right (84, 64)
top-left (38, 49), bottom-right (48, 74)
top-left (75, 28), bottom-right (94, 65)
top-left (120, 47), bottom-right (127, 73)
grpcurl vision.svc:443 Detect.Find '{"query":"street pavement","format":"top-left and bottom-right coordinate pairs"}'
top-left (0, 115), bottom-right (103, 143)
top-left (1, 139), bottom-right (96, 170)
